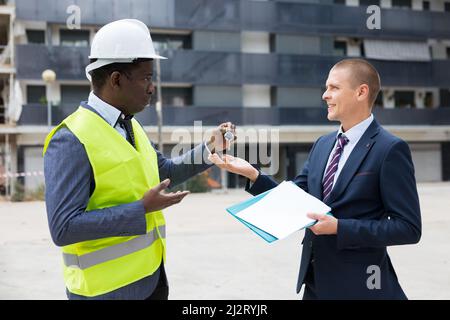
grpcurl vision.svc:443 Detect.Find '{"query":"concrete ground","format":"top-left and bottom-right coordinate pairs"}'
top-left (0, 183), bottom-right (449, 300)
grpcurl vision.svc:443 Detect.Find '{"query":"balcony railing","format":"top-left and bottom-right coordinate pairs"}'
top-left (17, 104), bottom-right (450, 126)
top-left (15, 0), bottom-right (450, 40)
top-left (16, 44), bottom-right (450, 87)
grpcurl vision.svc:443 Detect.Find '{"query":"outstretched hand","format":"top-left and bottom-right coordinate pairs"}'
top-left (208, 154), bottom-right (259, 182)
top-left (142, 179), bottom-right (190, 212)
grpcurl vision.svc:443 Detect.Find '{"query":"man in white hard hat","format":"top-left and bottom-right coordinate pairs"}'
top-left (43, 19), bottom-right (235, 300)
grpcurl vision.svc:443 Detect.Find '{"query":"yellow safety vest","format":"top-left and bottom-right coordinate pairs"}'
top-left (43, 106), bottom-right (166, 297)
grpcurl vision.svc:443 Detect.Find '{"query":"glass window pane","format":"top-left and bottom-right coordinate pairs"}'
top-left (26, 30), bottom-right (45, 44)
top-left (333, 40), bottom-right (347, 56)
top-left (26, 85), bottom-right (46, 104)
top-left (150, 87), bottom-right (193, 107)
top-left (152, 34), bottom-right (192, 52)
top-left (277, 87), bottom-right (323, 107)
top-left (60, 30), bottom-right (90, 47)
top-left (60, 85), bottom-right (91, 106)
top-left (446, 2), bottom-right (450, 12)
top-left (193, 31), bottom-right (240, 52)
top-left (394, 91), bottom-right (415, 108)
top-left (194, 86), bottom-right (242, 107)
top-left (359, 0), bottom-right (381, 6)
top-left (276, 35), bottom-right (321, 55)
top-left (392, 0), bottom-right (412, 9)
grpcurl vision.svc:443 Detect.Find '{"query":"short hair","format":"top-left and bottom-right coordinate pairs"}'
top-left (90, 58), bottom-right (152, 91)
top-left (332, 58), bottom-right (381, 107)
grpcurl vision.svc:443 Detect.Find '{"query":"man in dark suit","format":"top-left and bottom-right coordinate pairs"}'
top-left (209, 58), bottom-right (422, 299)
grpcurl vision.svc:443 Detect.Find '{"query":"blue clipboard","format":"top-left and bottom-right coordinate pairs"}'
top-left (226, 189), bottom-right (278, 243)
top-left (226, 184), bottom-right (333, 243)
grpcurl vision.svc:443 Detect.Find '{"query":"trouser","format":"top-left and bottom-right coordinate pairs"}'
top-left (145, 263), bottom-right (169, 300)
top-left (302, 259), bottom-right (317, 300)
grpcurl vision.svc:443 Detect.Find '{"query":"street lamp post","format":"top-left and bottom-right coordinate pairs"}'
top-left (155, 56), bottom-right (163, 152)
top-left (41, 69), bottom-right (56, 128)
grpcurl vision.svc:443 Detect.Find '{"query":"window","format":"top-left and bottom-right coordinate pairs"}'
top-left (334, 0), bottom-right (345, 5)
top-left (374, 91), bottom-right (383, 108)
top-left (269, 34), bottom-right (276, 53)
top-left (394, 91), bottom-right (415, 108)
top-left (150, 87), bottom-right (193, 107)
top-left (440, 89), bottom-right (450, 107)
top-left (360, 42), bottom-right (366, 57)
top-left (360, 0), bottom-right (381, 6)
top-left (271, 86), bottom-right (277, 107)
top-left (243, 85), bottom-right (271, 108)
top-left (277, 87), bottom-right (323, 108)
top-left (194, 86), bottom-right (242, 107)
top-left (445, 2), bottom-right (450, 12)
top-left (26, 30), bottom-right (45, 44)
top-left (333, 41), bottom-right (347, 56)
top-left (424, 92), bottom-right (434, 108)
top-left (152, 34), bottom-right (192, 52)
top-left (0, 88), bottom-right (4, 123)
top-left (60, 85), bottom-right (91, 106)
top-left (423, 1), bottom-right (430, 11)
top-left (26, 85), bottom-right (46, 104)
top-left (60, 30), bottom-right (89, 47)
top-left (392, 0), bottom-right (412, 9)
top-left (275, 35), bottom-right (321, 55)
top-left (193, 31), bottom-right (241, 52)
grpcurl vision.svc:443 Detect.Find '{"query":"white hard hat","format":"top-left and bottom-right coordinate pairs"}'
top-left (85, 19), bottom-right (167, 81)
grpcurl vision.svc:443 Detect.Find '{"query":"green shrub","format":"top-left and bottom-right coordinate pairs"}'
top-left (11, 181), bottom-right (25, 202)
top-left (27, 183), bottom-right (45, 201)
top-left (170, 171), bottom-right (211, 193)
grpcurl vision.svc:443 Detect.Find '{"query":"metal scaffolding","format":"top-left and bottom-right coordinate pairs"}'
top-left (0, 1), bottom-right (16, 200)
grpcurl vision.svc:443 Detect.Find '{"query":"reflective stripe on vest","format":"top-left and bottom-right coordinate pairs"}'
top-left (63, 225), bottom-right (166, 270)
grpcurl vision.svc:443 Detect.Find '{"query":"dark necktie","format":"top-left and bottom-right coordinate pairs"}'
top-left (322, 133), bottom-right (349, 202)
top-left (117, 114), bottom-right (136, 148)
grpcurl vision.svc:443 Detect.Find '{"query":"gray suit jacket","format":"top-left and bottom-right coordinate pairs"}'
top-left (44, 102), bottom-right (213, 299)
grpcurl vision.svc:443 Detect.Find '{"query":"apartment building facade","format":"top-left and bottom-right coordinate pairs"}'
top-left (1, 0), bottom-right (450, 195)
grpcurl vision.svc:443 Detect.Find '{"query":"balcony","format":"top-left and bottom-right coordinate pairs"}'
top-left (17, 104), bottom-right (450, 127)
top-left (16, 44), bottom-right (450, 87)
top-left (14, 0), bottom-right (450, 40)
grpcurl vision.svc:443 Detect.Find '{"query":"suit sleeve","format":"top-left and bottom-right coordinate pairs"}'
top-left (337, 139), bottom-right (422, 249)
top-left (153, 142), bottom-right (213, 189)
top-left (245, 137), bottom-right (319, 195)
top-left (44, 128), bottom-right (147, 247)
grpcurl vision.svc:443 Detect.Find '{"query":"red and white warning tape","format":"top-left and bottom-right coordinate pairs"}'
top-left (0, 171), bottom-right (44, 178)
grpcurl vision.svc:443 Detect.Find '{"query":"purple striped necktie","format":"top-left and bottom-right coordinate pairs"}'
top-left (322, 134), bottom-right (349, 202)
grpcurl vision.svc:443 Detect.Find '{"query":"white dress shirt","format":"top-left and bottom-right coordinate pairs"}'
top-left (88, 91), bottom-right (128, 140)
top-left (88, 91), bottom-right (210, 151)
top-left (322, 114), bottom-right (374, 188)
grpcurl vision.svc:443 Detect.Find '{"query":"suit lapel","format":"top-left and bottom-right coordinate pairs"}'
top-left (327, 119), bottom-right (380, 204)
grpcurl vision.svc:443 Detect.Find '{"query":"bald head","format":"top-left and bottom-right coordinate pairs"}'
top-left (331, 59), bottom-right (381, 107)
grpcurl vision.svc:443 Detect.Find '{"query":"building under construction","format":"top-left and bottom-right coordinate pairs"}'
top-left (1, 0), bottom-right (450, 199)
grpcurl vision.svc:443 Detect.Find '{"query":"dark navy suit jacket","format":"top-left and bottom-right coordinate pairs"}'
top-left (247, 119), bottom-right (421, 299)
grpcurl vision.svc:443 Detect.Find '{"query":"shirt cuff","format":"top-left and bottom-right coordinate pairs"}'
top-left (204, 141), bottom-right (213, 155)
top-left (245, 169), bottom-right (261, 191)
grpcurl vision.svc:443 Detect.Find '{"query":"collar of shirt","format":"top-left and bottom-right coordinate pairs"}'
top-left (336, 113), bottom-right (374, 147)
top-left (88, 91), bottom-right (123, 128)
